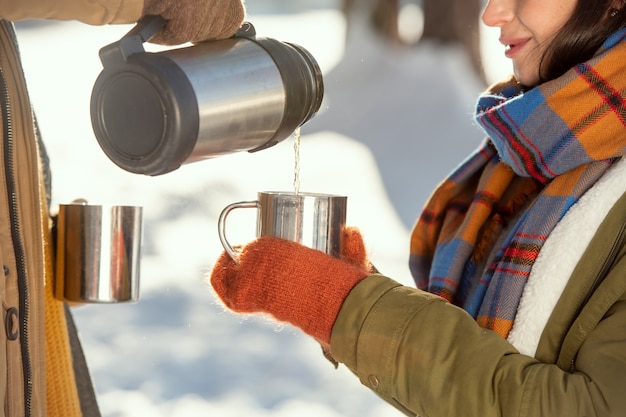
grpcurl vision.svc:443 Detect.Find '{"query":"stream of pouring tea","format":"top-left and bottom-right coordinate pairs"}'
top-left (293, 127), bottom-right (301, 194)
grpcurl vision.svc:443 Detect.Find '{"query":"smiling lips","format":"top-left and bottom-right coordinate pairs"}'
top-left (501, 37), bottom-right (530, 58)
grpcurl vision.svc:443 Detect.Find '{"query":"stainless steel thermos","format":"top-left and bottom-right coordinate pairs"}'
top-left (90, 16), bottom-right (324, 176)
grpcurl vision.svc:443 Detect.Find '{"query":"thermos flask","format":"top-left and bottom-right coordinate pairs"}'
top-left (90, 16), bottom-right (324, 176)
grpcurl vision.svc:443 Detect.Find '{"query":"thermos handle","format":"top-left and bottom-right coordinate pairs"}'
top-left (217, 201), bottom-right (260, 258)
top-left (99, 16), bottom-right (256, 69)
top-left (98, 15), bottom-right (167, 68)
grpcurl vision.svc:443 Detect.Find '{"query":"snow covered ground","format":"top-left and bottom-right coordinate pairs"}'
top-left (15, 3), bottom-right (510, 416)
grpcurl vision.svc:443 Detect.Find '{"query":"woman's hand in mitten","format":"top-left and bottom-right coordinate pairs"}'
top-left (142, 0), bottom-right (245, 45)
top-left (210, 228), bottom-right (371, 347)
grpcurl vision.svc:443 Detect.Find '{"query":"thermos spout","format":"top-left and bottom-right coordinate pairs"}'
top-left (90, 16), bottom-right (324, 176)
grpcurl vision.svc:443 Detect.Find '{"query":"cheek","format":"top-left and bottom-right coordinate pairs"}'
top-left (519, 1), bottom-right (575, 43)
top-left (543, 4), bottom-right (576, 39)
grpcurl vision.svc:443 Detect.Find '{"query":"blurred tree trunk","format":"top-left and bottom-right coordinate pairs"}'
top-left (421, 0), bottom-right (484, 82)
top-left (370, 0), bottom-right (400, 42)
top-left (343, 0), bottom-right (485, 83)
top-left (343, 0), bottom-right (401, 42)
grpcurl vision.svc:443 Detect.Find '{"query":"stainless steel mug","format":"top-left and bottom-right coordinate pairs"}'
top-left (91, 16), bottom-right (324, 176)
top-left (218, 192), bottom-right (347, 258)
top-left (55, 203), bottom-right (143, 303)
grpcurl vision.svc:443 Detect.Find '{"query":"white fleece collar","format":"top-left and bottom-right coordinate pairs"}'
top-left (507, 157), bottom-right (626, 357)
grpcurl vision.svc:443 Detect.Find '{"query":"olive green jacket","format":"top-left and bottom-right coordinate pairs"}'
top-left (331, 163), bottom-right (626, 416)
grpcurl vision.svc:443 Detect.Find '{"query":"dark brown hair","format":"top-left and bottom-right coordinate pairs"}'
top-left (536, 0), bottom-right (626, 85)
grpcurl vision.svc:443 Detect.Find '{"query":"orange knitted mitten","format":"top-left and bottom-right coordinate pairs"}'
top-left (210, 228), bottom-right (371, 346)
top-left (143, 0), bottom-right (245, 45)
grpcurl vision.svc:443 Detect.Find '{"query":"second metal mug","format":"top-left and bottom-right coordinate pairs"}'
top-left (55, 203), bottom-right (143, 303)
top-left (218, 191), bottom-right (347, 258)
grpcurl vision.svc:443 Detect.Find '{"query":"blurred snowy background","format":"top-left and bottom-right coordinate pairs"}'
top-left (15, 1), bottom-right (510, 416)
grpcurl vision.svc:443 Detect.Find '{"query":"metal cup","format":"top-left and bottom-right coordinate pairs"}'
top-left (218, 191), bottom-right (347, 258)
top-left (55, 203), bottom-right (143, 303)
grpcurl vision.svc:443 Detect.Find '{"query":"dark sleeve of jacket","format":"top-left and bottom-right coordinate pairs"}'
top-left (330, 192), bottom-right (626, 417)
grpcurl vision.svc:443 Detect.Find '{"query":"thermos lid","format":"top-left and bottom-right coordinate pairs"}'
top-left (91, 52), bottom-right (199, 176)
top-left (91, 17), bottom-right (199, 175)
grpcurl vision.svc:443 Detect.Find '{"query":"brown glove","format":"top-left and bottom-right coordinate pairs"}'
top-left (143, 0), bottom-right (245, 45)
top-left (210, 227), bottom-right (371, 347)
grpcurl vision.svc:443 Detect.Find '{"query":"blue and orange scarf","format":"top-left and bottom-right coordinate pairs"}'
top-left (410, 28), bottom-right (626, 338)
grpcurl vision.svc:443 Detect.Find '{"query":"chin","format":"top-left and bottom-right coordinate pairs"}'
top-left (514, 71), bottom-right (540, 89)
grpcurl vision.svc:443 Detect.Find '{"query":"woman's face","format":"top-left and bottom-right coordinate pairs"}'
top-left (482, 0), bottom-right (578, 86)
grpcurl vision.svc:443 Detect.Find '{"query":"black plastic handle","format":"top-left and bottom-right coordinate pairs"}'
top-left (98, 15), bottom-right (167, 68)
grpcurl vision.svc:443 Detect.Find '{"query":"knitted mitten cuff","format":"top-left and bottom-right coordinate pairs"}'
top-left (143, 0), bottom-right (245, 45)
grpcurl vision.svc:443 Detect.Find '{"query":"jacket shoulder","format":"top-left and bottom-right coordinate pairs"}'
top-left (0, 0), bottom-right (143, 25)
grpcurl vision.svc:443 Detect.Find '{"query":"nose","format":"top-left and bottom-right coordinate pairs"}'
top-left (482, 0), bottom-right (514, 27)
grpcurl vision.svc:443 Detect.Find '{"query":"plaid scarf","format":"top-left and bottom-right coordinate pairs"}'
top-left (409, 28), bottom-right (626, 339)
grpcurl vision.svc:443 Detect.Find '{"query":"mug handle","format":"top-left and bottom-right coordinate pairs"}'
top-left (217, 200), bottom-right (260, 258)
